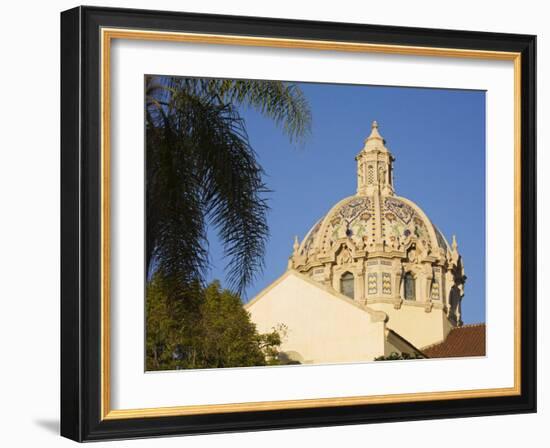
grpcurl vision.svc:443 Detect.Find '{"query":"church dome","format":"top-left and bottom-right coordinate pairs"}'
top-left (295, 121), bottom-right (450, 264)
top-left (289, 121), bottom-right (466, 326)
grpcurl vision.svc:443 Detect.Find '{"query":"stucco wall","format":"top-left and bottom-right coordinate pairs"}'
top-left (368, 302), bottom-right (452, 349)
top-left (246, 272), bottom-right (386, 364)
top-left (384, 330), bottom-right (424, 357)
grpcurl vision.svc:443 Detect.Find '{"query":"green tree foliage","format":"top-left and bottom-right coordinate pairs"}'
top-left (145, 77), bottom-right (309, 370)
top-left (374, 352), bottom-right (425, 361)
top-left (145, 76), bottom-right (311, 294)
top-left (146, 275), bottom-right (283, 371)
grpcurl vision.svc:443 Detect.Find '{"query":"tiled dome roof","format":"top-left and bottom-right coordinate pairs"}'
top-left (298, 193), bottom-right (450, 261)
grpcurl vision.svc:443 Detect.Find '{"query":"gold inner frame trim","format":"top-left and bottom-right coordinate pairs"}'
top-left (100, 27), bottom-right (522, 420)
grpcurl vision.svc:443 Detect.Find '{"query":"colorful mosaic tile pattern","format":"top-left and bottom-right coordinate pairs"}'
top-left (384, 197), bottom-right (429, 245)
top-left (302, 219), bottom-right (322, 255)
top-left (384, 197), bottom-right (415, 224)
top-left (323, 197), bottom-right (372, 248)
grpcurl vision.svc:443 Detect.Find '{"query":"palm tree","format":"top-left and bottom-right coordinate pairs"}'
top-left (145, 76), bottom-right (311, 295)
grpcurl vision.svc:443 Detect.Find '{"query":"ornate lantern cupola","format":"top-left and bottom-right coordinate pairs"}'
top-left (356, 121), bottom-right (395, 196)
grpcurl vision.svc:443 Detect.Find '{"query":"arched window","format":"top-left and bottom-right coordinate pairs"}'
top-left (340, 272), bottom-right (355, 299)
top-left (404, 272), bottom-right (416, 300)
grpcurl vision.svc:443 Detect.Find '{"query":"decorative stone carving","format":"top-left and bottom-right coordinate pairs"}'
top-left (382, 272), bottom-right (392, 295)
top-left (339, 246), bottom-right (352, 265)
top-left (431, 280), bottom-right (440, 300)
top-left (407, 246), bottom-right (417, 263)
top-left (368, 273), bottom-right (378, 295)
top-left (378, 163), bottom-right (386, 186)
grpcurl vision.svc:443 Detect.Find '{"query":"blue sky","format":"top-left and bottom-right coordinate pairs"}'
top-left (205, 82), bottom-right (486, 324)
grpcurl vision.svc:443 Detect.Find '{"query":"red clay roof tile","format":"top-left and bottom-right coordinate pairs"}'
top-left (422, 324), bottom-right (486, 358)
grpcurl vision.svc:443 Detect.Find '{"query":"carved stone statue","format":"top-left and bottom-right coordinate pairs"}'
top-left (378, 163), bottom-right (386, 185)
top-left (340, 246), bottom-right (352, 265)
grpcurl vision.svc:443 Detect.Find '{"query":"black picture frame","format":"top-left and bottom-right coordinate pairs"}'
top-left (61, 5), bottom-right (536, 442)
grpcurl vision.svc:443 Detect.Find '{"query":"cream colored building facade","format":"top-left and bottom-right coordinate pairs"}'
top-left (246, 122), bottom-right (467, 363)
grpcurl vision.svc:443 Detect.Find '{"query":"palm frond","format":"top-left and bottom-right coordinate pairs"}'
top-left (145, 76), bottom-right (310, 294)
top-left (210, 79), bottom-right (312, 144)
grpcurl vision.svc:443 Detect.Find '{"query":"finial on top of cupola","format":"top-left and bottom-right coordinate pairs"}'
top-left (366, 120), bottom-right (384, 142)
top-left (452, 234), bottom-right (458, 251)
top-left (292, 235), bottom-right (300, 255)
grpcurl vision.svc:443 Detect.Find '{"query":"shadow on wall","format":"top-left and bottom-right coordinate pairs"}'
top-left (278, 351), bottom-right (304, 365)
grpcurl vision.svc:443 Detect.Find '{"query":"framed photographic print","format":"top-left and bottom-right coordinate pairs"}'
top-left (60, 6), bottom-right (536, 442)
